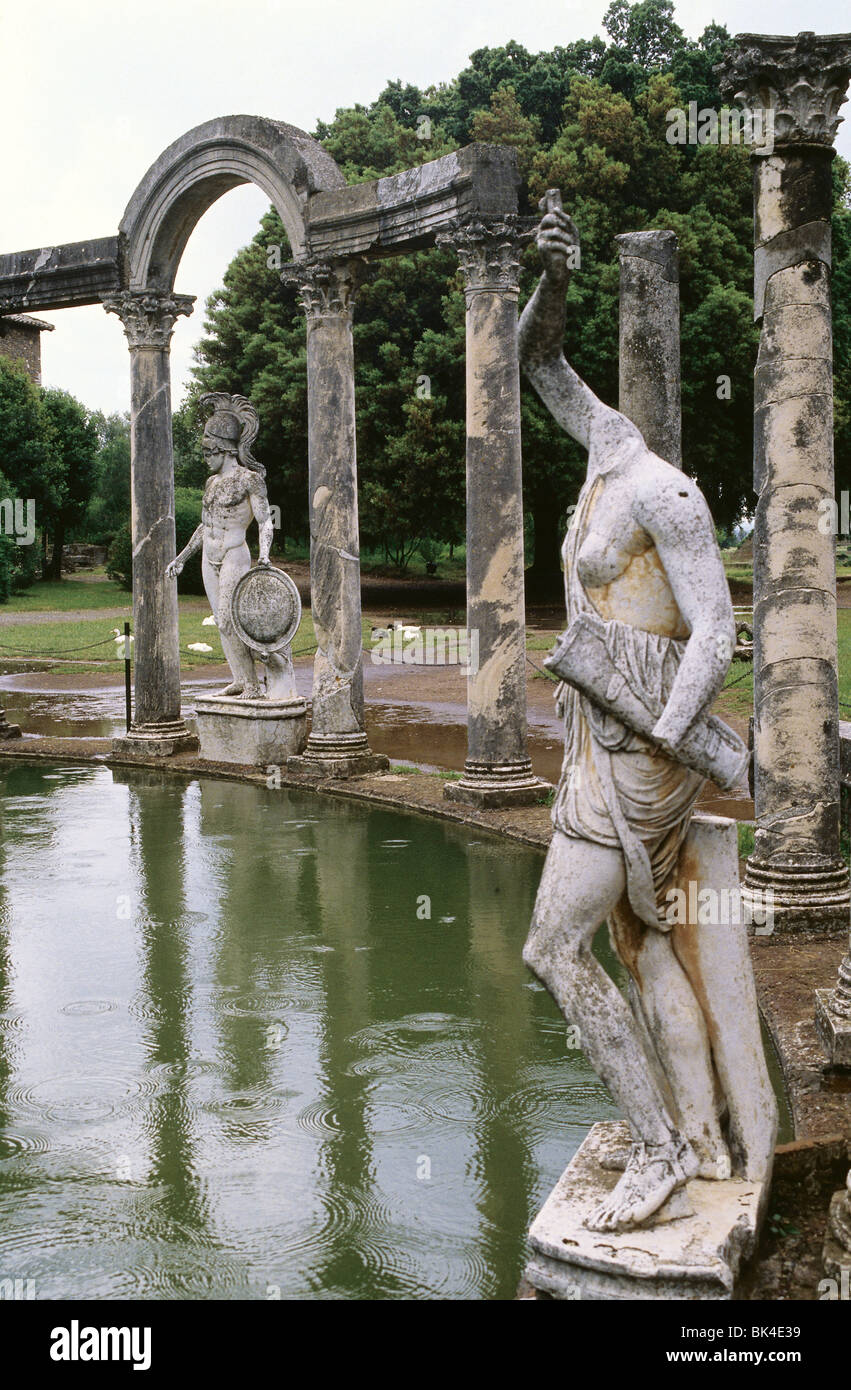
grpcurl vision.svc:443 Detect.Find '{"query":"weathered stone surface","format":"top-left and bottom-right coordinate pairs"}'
top-left (0, 707), bottom-right (22, 739)
top-left (437, 215), bottom-right (548, 808)
top-left (815, 989), bottom-right (851, 1066)
top-left (823, 1168), bottom-right (851, 1280)
top-left (716, 32), bottom-right (851, 148)
top-left (0, 237), bottom-right (121, 314)
top-left (105, 290), bottom-right (196, 755)
top-left (121, 115), bottom-right (345, 288)
top-left (524, 1122), bottom-right (768, 1300)
top-left (281, 259), bottom-right (387, 779)
top-left (304, 144), bottom-right (521, 261)
top-left (615, 230), bottom-right (681, 468)
top-left (719, 32), bottom-right (851, 937)
top-left (519, 199), bottom-right (775, 1252)
top-left (194, 695), bottom-right (307, 766)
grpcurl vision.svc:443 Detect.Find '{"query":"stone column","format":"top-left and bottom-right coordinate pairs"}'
top-left (718, 33), bottom-right (851, 941)
top-left (438, 216), bottom-right (549, 807)
top-left (824, 1165), bottom-right (851, 1284)
top-left (103, 290), bottom-right (198, 757)
top-left (282, 260), bottom-right (387, 778)
top-left (615, 230), bottom-right (682, 468)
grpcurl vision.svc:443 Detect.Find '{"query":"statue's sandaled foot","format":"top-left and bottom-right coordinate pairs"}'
top-left (241, 684), bottom-right (262, 700)
top-left (220, 681), bottom-right (244, 697)
top-left (586, 1136), bottom-right (699, 1232)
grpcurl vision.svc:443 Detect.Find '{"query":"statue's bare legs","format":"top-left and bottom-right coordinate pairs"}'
top-left (523, 830), bottom-right (723, 1229)
top-left (202, 547), bottom-right (260, 698)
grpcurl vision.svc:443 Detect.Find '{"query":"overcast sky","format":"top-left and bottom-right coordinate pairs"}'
top-left (3, 0), bottom-right (850, 416)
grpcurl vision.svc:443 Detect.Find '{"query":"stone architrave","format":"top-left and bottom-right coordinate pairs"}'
top-left (717, 34), bottom-right (851, 942)
top-left (102, 290), bottom-right (197, 757)
top-left (282, 260), bottom-right (387, 779)
top-left (615, 230), bottom-right (682, 469)
top-left (436, 215), bottom-right (549, 808)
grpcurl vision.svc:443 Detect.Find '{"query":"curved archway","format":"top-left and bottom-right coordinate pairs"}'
top-left (120, 115), bottom-right (345, 290)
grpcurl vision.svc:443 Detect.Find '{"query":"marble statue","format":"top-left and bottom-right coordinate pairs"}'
top-left (166, 393), bottom-right (294, 701)
top-left (519, 196), bottom-right (776, 1237)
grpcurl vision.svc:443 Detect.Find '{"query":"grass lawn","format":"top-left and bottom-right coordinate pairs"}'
top-left (0, 607), bottom-right (375, 676)
top-left (2, 573), bottom-right (132, 611)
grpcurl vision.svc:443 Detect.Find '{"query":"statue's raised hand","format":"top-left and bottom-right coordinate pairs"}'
top-left (536, 191), bottom-right (580, 285)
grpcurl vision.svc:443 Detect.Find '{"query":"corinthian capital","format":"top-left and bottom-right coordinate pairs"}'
top-left (281, 259), bottom-right (368, 320)
top-left (437, 216), bottom-right (535, 299)
top-left (716, 31), bottom-right (851, 147)
top-left (102, 290), bottom-right (195, 349)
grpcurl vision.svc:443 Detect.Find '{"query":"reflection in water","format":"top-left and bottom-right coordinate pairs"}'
top-left (0, 763), bottom-right (780, 1299)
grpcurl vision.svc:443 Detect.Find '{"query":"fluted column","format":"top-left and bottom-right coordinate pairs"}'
top-left (718, 34), bottom-right (851, 948)
top-left (103, 290), bottom-right (197, 756)
top-left (282, 260), bottom-right (388, 778)
top-left (615, 230), bottom-right (682, 468)
top-left (438, 216), bottom-right (549, 807)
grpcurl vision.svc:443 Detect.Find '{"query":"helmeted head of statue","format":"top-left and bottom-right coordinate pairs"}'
top-left (198, 393), bottom-right (265, 476)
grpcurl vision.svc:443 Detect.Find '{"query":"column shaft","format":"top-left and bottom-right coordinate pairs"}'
top-left (103, 291), bottom-right (197, 756)
top-left (615, 230), bottom-right (682, 467)
top-left (718, 32), bottom-right (851, 936)
top-left (439, 217), bottom-right (548, 807)
top-left (282, 261), bottom-right (387, 778)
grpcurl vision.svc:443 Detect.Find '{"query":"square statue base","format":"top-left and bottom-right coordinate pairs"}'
top-left (194, 695), bottom-right (308, 767)
top-left (814, 990), bottom-right (851, 1067)
top-left (524, 1122), bottom-right (766, 1301)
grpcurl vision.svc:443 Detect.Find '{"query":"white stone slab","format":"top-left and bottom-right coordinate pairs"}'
top-left (525, 1122), bottom-right (766, 1300)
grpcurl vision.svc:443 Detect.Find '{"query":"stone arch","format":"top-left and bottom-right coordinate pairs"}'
top-left (120, 115), bottom-right (345, 291)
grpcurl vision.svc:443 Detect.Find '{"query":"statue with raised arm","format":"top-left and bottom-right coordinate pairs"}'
top-left (166, 393), bottom-right (292, 700)
top-left (519, 195), bottom-right (776, 1237)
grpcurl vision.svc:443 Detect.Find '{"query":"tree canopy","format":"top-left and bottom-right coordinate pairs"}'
top-left (188, 0), bottom-right (851, 592)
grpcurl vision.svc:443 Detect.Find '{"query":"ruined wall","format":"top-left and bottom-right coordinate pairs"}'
top-left (0, 319), bottom-right (46, 383)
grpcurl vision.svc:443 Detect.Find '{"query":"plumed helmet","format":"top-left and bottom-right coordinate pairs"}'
top-left (199, 392), bottom-right (265, 475)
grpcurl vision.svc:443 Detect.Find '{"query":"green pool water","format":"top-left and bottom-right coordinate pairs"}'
top-left (0, 762), bottom-right (790, 1300)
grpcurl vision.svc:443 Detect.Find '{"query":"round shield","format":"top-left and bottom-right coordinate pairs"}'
top-left (230, 565), bottom-right (302, 656)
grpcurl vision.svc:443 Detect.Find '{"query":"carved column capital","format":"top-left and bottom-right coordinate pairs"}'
top-left (716, 31), bottom-right (851, 148)
top-left (102, 290), bottom-right (195, 349)
top-left (437, 216), bottom-right (535, 299)
top-left (281, 259), bottom-right (369, 321)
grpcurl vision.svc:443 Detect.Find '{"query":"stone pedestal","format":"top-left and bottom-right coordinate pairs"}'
top-left (524, 1122), bottom-right (768, 1300)
top-left (615, 230), bottom-right (682, 468)
top-left (194, 695), bottom-right (307, 767)
top-left (823, 1172), bottom-right (851, 1281)
top-left (0, 706), bottom-right (21, 739)
top-left (437, 216), bottom-right (549, 808)
top-left (718, 33), bottom-right (851, 934)
top-left (815, 952), bottom-right (851, 1065)
top-left (282, 260), bottom-right (388, 780)
top-left (103, 290), bottom-right (197, 757)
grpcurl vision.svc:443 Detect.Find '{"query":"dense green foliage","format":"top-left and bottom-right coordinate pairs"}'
top-left (83, 413), bottom-right (131, 546)
top-left (39, 388), bottom-right (99, 580)
top-left (108, 487), bottom-right (205, 595)
top-left (188, 1), bottom-right (851, 594)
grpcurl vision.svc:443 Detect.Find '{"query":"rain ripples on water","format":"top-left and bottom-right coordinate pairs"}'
top-left (0, 761), bottom-right (626, 1299)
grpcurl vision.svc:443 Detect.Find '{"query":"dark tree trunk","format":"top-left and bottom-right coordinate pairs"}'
top-left (46, 522), bottom-right (65, 581)
top-left (525, 497), bottom-right (563, 601)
